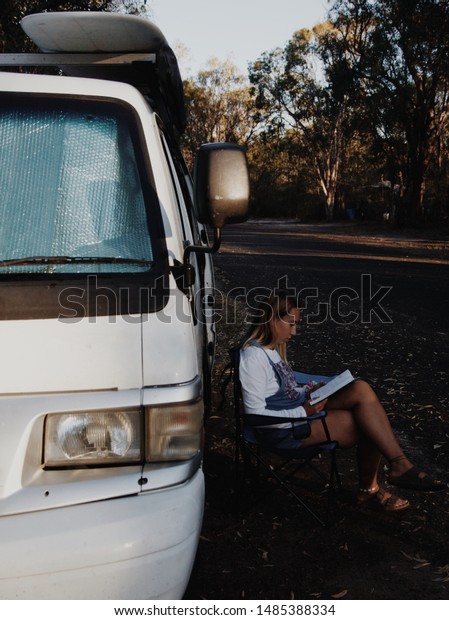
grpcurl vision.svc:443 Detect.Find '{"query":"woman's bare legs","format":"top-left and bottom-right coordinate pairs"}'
top-left (302, 379), bottom-right (445, 497)
top-left (302, 380), bottom-right (413, 489)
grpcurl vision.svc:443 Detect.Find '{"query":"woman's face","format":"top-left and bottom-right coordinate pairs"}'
top-left (271, 306), bottom-right (300, 345)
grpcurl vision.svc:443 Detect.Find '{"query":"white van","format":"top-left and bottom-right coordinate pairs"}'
top-left (0, 12), bottom-right (249, 599)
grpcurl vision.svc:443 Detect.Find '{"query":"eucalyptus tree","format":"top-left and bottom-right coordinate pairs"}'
top-left (249, 25), bottom-right (360, 221)
top-left (331, 0), bottom-right (449, 222)
top-left (182, 58), bottom-right (257, 170)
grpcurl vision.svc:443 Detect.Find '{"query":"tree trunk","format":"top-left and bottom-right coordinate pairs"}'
top-left (407, 101), bottom-right (431, 222)
top-left (325, 189), bottom-right (336, 221)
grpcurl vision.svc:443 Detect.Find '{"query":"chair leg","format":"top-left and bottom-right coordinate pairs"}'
top-left (234, 438), bottom-right (246, 511)
top-left (235, 436), bottom-right (341, 527)
top-left (234, 437), bottom-right (258, 510)
top-left (250, 447), bottom-right (329, 527)
top-left (323, 449), bottom-right (341, 526)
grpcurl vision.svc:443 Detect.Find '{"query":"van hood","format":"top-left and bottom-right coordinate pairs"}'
top-left (0, 290), bottom-right (197, 394)
top-left (0, 316), bottom-right (142, 394)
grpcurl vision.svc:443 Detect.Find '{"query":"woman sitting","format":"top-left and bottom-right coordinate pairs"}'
top-left (239, 289), bottom-right (447, 512)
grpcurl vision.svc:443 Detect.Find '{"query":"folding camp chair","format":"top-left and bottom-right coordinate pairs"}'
top-left (229, 347), bottom-right (341, 527)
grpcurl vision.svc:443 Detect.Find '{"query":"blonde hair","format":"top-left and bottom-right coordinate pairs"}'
top-left (242, 289), bottom-right (298, 362)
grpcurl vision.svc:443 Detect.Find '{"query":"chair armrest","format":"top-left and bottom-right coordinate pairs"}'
top-left (307, 411), bottom-right (327, 421)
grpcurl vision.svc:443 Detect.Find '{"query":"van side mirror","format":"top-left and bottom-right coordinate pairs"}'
top-left (193, 143), bottom-right (250, 228)
top-left (181, 143), bottom-right (250, 288)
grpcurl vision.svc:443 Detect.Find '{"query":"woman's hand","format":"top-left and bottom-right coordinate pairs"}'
top-left (312, 381), bottom-right (327, 390)
top-left (304, 398), bottom-right (328, 416)
top-left (303, 382), bottom-right (327, 416)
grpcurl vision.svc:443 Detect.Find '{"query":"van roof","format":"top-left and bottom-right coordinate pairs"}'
top-left (0, 11), bottom-right (186, 135)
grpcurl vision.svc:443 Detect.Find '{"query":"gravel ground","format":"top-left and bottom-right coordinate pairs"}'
top-left (184, 223), bottom-right (449, 601)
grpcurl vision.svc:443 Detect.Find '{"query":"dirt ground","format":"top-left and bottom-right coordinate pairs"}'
top-left (184, 224), bottom-right (449, 601)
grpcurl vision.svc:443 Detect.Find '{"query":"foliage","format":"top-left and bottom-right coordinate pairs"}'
top-left (248, 25), bottom-right (362, 220)
top-left (2, 0), bottom-right (449, 225)
top-left (181, 59), bottom-right (258, 170)
top-left (330, 0), bottom-right (449, 223)
top-left (243, 0), bottom-right (449, 223)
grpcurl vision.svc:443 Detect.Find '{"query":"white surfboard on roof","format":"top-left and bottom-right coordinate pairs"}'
top-left (20, 11), bottom-right (166, 53)
top-left (20, 11), bottom-right (187, 135)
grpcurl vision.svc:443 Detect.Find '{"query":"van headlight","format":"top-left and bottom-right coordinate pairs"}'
top-left (44, 409), bottom-right (142, 467)
top-left (145, 399), bottom-right (203, 462)
top-left (43, 399), bottom-right (204, 468)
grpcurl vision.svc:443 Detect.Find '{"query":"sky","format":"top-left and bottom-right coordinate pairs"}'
top-left (149, 0), bottom-right (330, 78)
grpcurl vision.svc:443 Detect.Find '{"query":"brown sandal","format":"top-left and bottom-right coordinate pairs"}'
top-left (357, 486), bottom-right (410, 512)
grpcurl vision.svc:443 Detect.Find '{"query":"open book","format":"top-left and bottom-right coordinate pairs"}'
top-left (309, 369), bottom-right (355, 405)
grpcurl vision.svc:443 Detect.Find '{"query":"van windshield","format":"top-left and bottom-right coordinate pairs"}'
top-left (0, 96), bottom-right (155, 274)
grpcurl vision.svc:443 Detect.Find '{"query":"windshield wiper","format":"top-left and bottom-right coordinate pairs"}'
top-left (0, 256), bottom-right (153, 267)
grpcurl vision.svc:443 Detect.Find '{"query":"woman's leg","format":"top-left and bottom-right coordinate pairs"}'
top-left (301, 406), bottom-right (384, 489)
top-left (302, 379), bottom-right (445, 492)
top-left (324, 380), bottom-right (413, 478)
top-left (302, 381), bottom-right (409, 468)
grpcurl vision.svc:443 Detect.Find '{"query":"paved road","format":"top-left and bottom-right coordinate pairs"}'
top-left (214, 221), bottom-right (449, 332)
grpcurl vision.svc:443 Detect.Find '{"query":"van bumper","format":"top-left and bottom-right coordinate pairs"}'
top-left (0, 469), bottom-right (204, 600)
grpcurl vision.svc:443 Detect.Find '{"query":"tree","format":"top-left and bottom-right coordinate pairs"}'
top-left (181, 58), bottom-right (257, 170)
top-left (249, 26), bottom-right (360, 220)
top-left (428, 82), bottom-right (449, 220)
top-left (331, 0), bottom-right (449, 222)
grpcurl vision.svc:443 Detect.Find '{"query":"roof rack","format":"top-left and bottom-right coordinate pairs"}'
top-left (0, 53), bottom-right (156, 66)
top-left (1, 12), bottom-right (187, 136)
top-left (0, 11), bottom-right (187, 136)
top-left (0, 49), bottom-right (186, 137)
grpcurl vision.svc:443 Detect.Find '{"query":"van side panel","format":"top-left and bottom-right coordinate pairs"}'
top-left (142, 286), bottom-right (199, 387)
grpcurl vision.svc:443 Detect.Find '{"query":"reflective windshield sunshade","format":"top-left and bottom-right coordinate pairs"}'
top-left (0, 97), bottom-right (153, 274)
